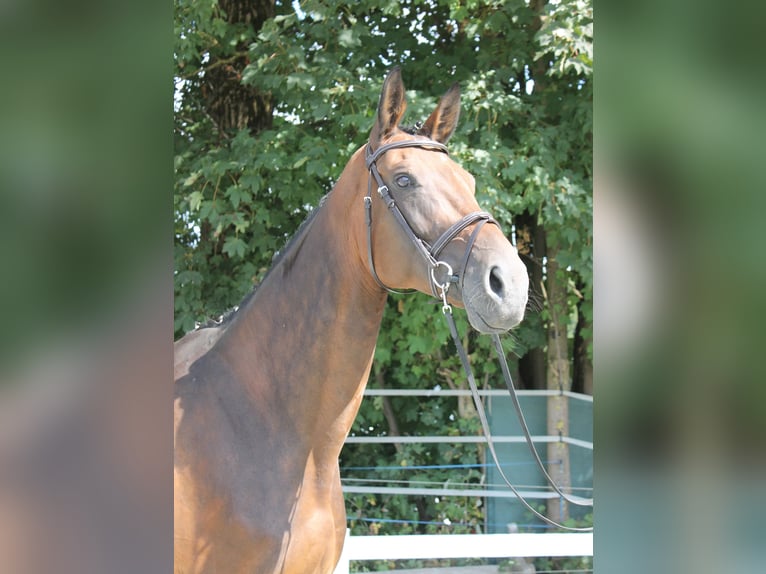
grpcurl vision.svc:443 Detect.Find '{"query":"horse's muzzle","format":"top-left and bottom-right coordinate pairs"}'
top-left (461, 248), bottom-right (529, 333)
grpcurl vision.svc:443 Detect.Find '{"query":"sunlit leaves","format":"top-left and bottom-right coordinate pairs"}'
top-left (535, 0), bottom-right (593, 77)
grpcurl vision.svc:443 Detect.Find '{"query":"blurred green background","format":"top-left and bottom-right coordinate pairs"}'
top-left (0, 0), bottom-right (764, 572)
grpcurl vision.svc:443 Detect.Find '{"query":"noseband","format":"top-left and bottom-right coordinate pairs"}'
top-left (364, 139), bottom-right (498, 305)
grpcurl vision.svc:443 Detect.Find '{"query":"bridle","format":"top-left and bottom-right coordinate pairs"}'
top-left (364, 138), bottom-right (594, 532)
top-left (364, 139), bottom-right (497, 308)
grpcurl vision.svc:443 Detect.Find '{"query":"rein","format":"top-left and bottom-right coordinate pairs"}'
top-left (364, 139), bottom-right (594, 533)
top-left (446, 316), bottom-right (594, 532)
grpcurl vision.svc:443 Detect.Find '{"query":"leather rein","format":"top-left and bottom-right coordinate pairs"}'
top-left (364, 139), bottom-right (594, 533)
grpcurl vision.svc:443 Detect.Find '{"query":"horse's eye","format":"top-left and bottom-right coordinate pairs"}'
top-left (395, 174), bottom-right (412, 188)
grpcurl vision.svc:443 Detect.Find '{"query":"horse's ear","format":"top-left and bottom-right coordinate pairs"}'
top-left (370, 67), bottom-right (407, 146)
top-left (418, 82), bottom-right (461, 143)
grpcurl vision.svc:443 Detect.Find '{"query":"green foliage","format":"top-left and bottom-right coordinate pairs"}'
top-left (174, 0), bottom-right (591, 536)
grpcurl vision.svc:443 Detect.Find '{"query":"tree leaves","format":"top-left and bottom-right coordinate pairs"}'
top-left (535, 0), bottom-right (593, 78)
top-left (222, 236), bottom-right (247, 259)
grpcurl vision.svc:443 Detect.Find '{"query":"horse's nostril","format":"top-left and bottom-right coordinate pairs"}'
top-left (489, 266), bottom-right (505, 299)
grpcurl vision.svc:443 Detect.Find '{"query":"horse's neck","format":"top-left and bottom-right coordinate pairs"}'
top-left (217, 189), bottom-right (386, 457)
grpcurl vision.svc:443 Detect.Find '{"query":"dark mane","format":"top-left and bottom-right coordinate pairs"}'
top-left (400, 122), bottom-right (424, 135)
top-left (199, 193), bottom-right (330, 330)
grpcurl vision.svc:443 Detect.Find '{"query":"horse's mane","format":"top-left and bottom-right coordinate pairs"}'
top-left (195, 127), bottom-right (434, 332)
top-left (400, 122), bottom-right (424, 135)
top-left (199, 193), bottom-right (330, 330)
top-left (260, 192), bottom-right (330, 283)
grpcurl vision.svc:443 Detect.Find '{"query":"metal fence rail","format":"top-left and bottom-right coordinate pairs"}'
top-left (344, 434), bottom-right (593, 449)
top-left (336, 388), bottom-right (594, 570)
top-left (361, 389), bottom-right (593, 401)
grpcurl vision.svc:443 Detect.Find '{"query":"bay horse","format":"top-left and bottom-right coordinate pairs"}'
top-left (174, 67), bottom-right (529, 574)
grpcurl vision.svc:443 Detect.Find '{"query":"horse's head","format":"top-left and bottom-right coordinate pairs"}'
top-left (362, 67), bottom-right (529, 333)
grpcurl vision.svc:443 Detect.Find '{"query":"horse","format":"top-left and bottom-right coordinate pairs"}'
top-left (174, 67), bottom-right (530, 574)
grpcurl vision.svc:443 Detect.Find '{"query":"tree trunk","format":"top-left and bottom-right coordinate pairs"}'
top-left (515, 211), bottom-right (546, 390)
top-left (204, 0), bottom-right (275, 137)
top-left (517, 0), bottom-right (550, 392)
top-left (544, 242), bottom-right (571, 524)
top-left (526, 0), bottom-right (573, 525)
top-left (572, 277), bottom-right (593, 395)
top-left (376, 371), bottom-right (403, 454)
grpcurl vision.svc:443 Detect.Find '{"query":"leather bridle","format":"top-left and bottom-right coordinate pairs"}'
top-left (363, 138), bottom-right (594, 532)
top-left (364, 139), bottom-right (497, 306)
